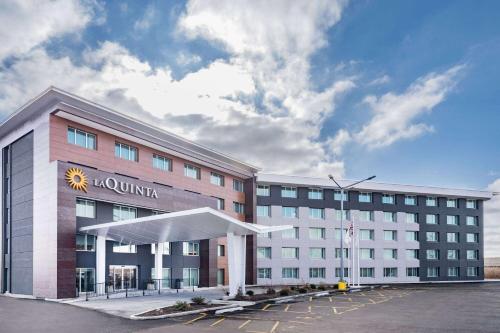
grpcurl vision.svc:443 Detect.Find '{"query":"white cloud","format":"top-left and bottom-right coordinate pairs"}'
top-left (0, 0), bottom-right (99, 62)
top-left (176, 52), bottom-right (202, 66)
top-left (326, 129), bottom-right (351, 156)
top-left (485, 179), bottom-right (500, 258)
top-left (133, 3), bottom-right (156, 32)
top-left (368, 74), bottom-right (390, 86)
top-left (354, 65), bottom-right (464, 149)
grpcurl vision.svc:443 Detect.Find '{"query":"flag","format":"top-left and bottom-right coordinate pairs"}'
top-left (344, 223), bottom-right (353, 245)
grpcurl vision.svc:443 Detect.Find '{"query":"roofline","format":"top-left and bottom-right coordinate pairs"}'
top-left (257, 173), bottom-right (494, 199)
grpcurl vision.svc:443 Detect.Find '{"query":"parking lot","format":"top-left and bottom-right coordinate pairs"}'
top-left (1, 283), bottom-right (500, 332)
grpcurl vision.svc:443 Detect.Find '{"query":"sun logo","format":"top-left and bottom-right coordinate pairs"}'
top-left (65, 168), bottom-right (88, 192)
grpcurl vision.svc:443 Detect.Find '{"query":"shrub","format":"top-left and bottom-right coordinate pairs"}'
top-left (318, 285), bottom-right (326, 291)
top-left (266, 288), bottom-right (276, 295)
top-left (310, 284), bottom-right (317, 289)
top-left (290, 286), bottom-right (297, 291)
top-left (279, 288), bottom-right (291, 296)
top-left (298, 287), bottom-right (308, 294)
top-left (191, 296), bottom-right (206, 305)
top-left (174, 301), bottom-right (191, 311)
top-left (246, 290), bottom-right (254, 296)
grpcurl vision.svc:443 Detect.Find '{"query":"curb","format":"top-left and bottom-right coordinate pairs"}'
top-left (130, 304), bottom-right (238, 320)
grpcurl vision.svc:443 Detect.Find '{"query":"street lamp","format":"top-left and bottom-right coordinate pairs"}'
top-left (328, 174), bottom-right (376, 284)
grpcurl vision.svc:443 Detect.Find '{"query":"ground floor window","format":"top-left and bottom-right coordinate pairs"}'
top-left (258, 268), bottom-right (271, 279)
top-left (108, 265), bottom-right (137, 290)
top-left (448, 267), bottom-right (459, 277)
top-left (427, 267), bottom-right (440, 278)
top-left (282, 267), bottom-right (299, 279)
top-left (467, 267), bottom-right (479, 277)
top-left (335, 267), bottom-right (350, 278)
top-left (151, 268), bottom-right (171, 288)
top-left (217, 269), bottom-right (225, 285)
top-left (360, 267), bottom-right (374, 278)
top-left (183, 268), bottom-right (199, 287)
top-left (76, 268), bottom-right (95, 293)
top-left (309, 267), bottom-right (326, 279)
top-left (383, 267), bottom-right (398, 278)
top-left (406, 267), bottom-right (419, 277)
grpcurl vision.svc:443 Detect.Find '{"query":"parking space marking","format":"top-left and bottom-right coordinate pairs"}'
top-left (284, 304), bottom-right (290, 312)
top-left (238, 319), bottom-right (252, 329)
top-left (262, 304), bottom-right (272, 311)
top-left (210, 317), bottom-right (225, 327)
top-left (184, 312), bottom-right (207, 325)
top-left (270, 321), bottom-right (280, 333)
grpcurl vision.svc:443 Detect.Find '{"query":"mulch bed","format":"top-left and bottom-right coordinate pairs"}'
top-left (235, 287), bottom-right (336, 301)
top-left (137, 303), bottom-right (221, 317)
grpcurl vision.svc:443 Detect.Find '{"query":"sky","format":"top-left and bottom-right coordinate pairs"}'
top-left (0, 0), bottom-right (498, 256)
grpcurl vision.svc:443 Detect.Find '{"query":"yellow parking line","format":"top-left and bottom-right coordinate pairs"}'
top-left (328, 297), bottom-right (333, 302)
top-left (284, 304), bottom-right (290, 312)
top-left (184, 313), bottom-right (207, 325)
top-left (210, 317), bottom-right (225, 327)
top-left (262, 304), bottom-right (271, 311)
top-left (309, 296), bottom-right (313, 302)
top-left (270, 321), bottom-right (280, 333)
top-left (238, 319), bottom-right (251, 329)
top-left (308, 305), bottom-right (312, 313)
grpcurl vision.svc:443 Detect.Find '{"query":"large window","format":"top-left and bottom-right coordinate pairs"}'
top-left (406, 231), bottom-right (418, 242)
top-left (426, 197), bottom-right (437, 207)
top-left (427, 267), bottom-right (440, 278)
top-left (383, 248), bottom-right (398, 260)
top-left (336, 209), bottom-right (350, 221)
top-left (309, 227), bottom-right (326, 240)
top-left (358, 192), bottom-right (372, 203)
top-left (258, 268), bottom-right (272, 279)
top-left (467, 267), bottom-right (479, 277)
top-left (184, 164), bottom-right (201, 179)
top-left (67, 127), bottom-right (96, 150)
top-left (360, 229), bottom-right (375, 241)
top-left (426, 249), bottom-right (439, 260)
top-left (115, 142), bottom-right (138, 161)
top-left (151, 242), bottom-right (170, 255)
top-left (335, 268), bottom-right (350, 278)
top-left (257, 185), bottom-right (270, 196)
top-left (282, 206), bottom-right (298, 218)
top-left (406, 267), bottom-right (419, 277)
top-left (308, 188), bottom-right (323, 200)
top-left (282, 247), bottom-right (299, 259)
top-left (466, 233), bottom-right (479, 243)
top-left (360, 267), bottom-right (374, 278)
top-left (467, 250), bottom-right (479, 260)
top-left (426, 214), bottom-right (438, 224)
top-left (447, 232), bottom-right (459, 243)
top-left (76, 234), bottom-right (95, 251)
top-left (426, 231), bottom-right (438, 242)
top-left (256, 205), bottom-right (271, 217)
top-left (183, 268), bottom-right (199, 287)
top-left (113, 205), bottom-right (137, 221)
top-left (112, 242), bottom-right (137, 253)
top-left (334, 190), bottom-right (348, 201)
top-left (257, 247), bottom-right (272, 259)
top-left (335, 248), bottom-right (350, 259)
top-left (404, 195), bottom-right (416, 206)
top-left (76, 268), bottom-right (95, 293)
top-left (447, 215), bottom-right (459, 225)
top-left (153, 154), bottom-right (172, 171)
top-left (383, 212), bottom-right (396, 223)
top-left (382, 194), bottom-right (395, 204)
top-left (309, 248), bottom-right (326, 260)
top-left (282, 268), bottom-right (299, 279)
top-left (466, 199), bottom-right (477, 209)
top-left (309, 208), bottom-right (325, 219)
top-left (281, 186), bottom-right (297, 198)
top-left (406, 249), bottom-right (419, 259)
top-left (233, 202), bottom-right (245, 214)
top-left (183, 242), bottom-right (200, 256)
top-left (359, 211), bottom-right (374, 222)
top-left (383, 230), bottom-right (397, 241)
top-left (210, 172), bottom-right (225, 186)
top-left (309, 267), bottom-right (326, 279)
top-left (406, 213), bottom-right (418, 224)
top-left (448, 267), bottom-right (459, 277)
top-left (446, 198), bottom-right (457, 208)
top-left (151, 268), bottom-right (171, 288)
top-left (383, 267), bottom-right (397, 277)
top-left (282, 227), bottom-right (299, 239)
top-left (233, 179), bottom-right (244, 192)
top-left (447, 249), bottom-right (459, 260)
top-left (360, 248), bottom-right (374, 260)
top-left (76, 198), bottom-right (95, 218)
top-left (466, 216), bottom-right (478, 226)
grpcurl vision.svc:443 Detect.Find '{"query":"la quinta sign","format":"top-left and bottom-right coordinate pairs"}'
top-left (93, 177), bottom-right (159, 199)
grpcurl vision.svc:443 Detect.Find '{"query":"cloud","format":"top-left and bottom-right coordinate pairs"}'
top-left (326, 129), bottom-right (351, 156)
top-left (133, 3), bottom-right (156, 32)
top-left (0, 0), bottom-right (100, 62)
top-left (368, 74), bottom-right (390, 86)
top-left (485, 179), bottom-right (500, 258)
top-left (354, 65), bottom-right (464, 149)
top-left (176, 52), bottom-right (202, 66)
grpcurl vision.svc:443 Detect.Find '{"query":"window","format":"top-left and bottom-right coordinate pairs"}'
top-left (233, 179), bottom-right (244, 192)
top-left (183, 242), bottom-right (200, 256)
top-left (447, 249), bottom-right (459, 260)
top-left (309, 208), bottom-right (325, 219)
top-left (151, 242), bottom-right (170, 255)
top-left (151, 268), bottom-right (171, 288)
top-left (446, 198), bottom-right (457, 208)
top-left (358, 192), bottom-right (372, 203)
top-left (426, 249), bottom-right (439, 260)
top-left (384, 248), bottom-right (398, 260)
top-left (257, 205), bottom-right (271, 217)
top-left (406, 213), bottom-right (418, 224)
top-left (281, 186), bottom-right (297, 198)
top-left (210, 172), bottom-right (225, 186)
top-left (426, 232), bottom-right (438, 242)
top-left (360, 248), bottom-right (375, 260)
top-left (113, 242), bottom-right (136, 253)
top-left (447, 215), bottom-right (459, 225)
top-left (282, 268), bottom-right (299, 279)
top-left (183, 268), bottom-right (199, 287)
top-left (426, 197), bottom-right (437, 207)
top-left (427, 267), bottom-right (440, 277)
top-left (308, 188), bottom-right (323, 200)
top-left (335, 268), bottom-right (350, 278)
top-left (334, 190), bottom-right (348, 201)
top-left (282, 227), bottom-right (299, 239)
top-left (384, 267), bottom-right (397, 277)
top-left (467, 267), bottom-right (479, 277)
top-left (217, 245), bottom-right (225, 257)
top-left (382, 194), bottom-right (395, 204)
top-left (67, 127), bottom-right (96, 150)
top-left (466, 199), bottom-right (477, 209)
top-left (184, 164), bottom-right (201, 179)
top-left (335, 228), bottom-right (348, 240)
top-left (309, 227), bottom-right (326, 240)
top-left (360, 267), bottom-right (375, 277)
top-left (359, 211), bottom-right (374, 222)
top-left (447, 232), bottom-right (459, 243)
top-left (335, 248), bottom-right (350, 259)
top-left (405, 195), bottom-right (416, 205)
top-left (426, 214), bottom-right (438, 224)
top-left (115, 142), bottom-right (138, 161)
top-left (309, 267), bottom-right (326, 278)
top-left (113, 205), bottom-right (137, 221)
top-left (257, 247), bottom-right (272, 259)
top-left (76, 199), bottom-right (95, 218)
top-left (406, 267), bottom-right (419, 277)
top-left (258, 268), bottom-right (272, 279)
top-left (76, 234), bottom-right (95, 251)
top-left (257, 185), bottom-right (270, 196)
top-left (153, 154), bottom-right (172, 171)
top-left (282, 247), bottom-right (299, 259)
top-left (406, 231), bottom-right (419, 242)
top-left (282, 206), bottom-right (298, 218)
top-left (360, 229), bottom-right (375, 241)
top-left (406, 249), bottom-right (419, 259)
top-left (309, 248), bottom-right (326, 260)
top-left (258, 232), bottom-right (272, 239)
top-left (466, 216), bottom-right (478, 226)
top-left (215, 197), bottom-right (225, 210)
top-left (466, 233), bottom-right (479, 243)
top-left (467, 250), bottom-right (479, 260)
top-left (76, 268), bottom-right (95, 293)
top-left (233, 202), bottom-right (245, 214)
top-left (336, 209), bottom-right (350, 221)
top-left (448, 267), bottom-right (459, 277)
top-left (383, 212), bottom-right (396, 222)
top-left (383, 230), bottom-right (397, 241)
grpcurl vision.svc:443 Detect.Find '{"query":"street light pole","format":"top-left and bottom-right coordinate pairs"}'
top-left (329, 175), bottom-right (376, 284)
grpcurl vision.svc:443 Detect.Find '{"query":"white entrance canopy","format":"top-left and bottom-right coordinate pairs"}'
top-left (80, 207), bottom-right (292, 296)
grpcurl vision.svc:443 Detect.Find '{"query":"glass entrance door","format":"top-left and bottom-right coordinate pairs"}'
top-left (76, 268), bottom-right (95, 293)
top-left (109, 266), bottom-right (138, 290)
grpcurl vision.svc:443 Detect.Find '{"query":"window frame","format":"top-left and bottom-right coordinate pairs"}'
top-left (152, 154), bottom-right (172, 172)
top-left (184, 163), bottom-right (201, 180)
top-left (67, 126), bottom-right (97, 150)
top-left (210, 172), bottom-right (225, 187)
top-left (115, 142), bottom-right (138, 162)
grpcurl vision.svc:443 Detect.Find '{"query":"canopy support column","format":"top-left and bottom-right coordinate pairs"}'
top-left (155, 243), bottom-right (164, 287)
top-left (96, 235), bottom-right (106, 294)
top-left (227, 232), bottom-right (246, 296)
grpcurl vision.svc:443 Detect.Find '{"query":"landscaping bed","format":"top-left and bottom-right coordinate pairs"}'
top-left (234, 284), bottom-right (339, 302)
top-left (135, 297), bottom-right (223, 318)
